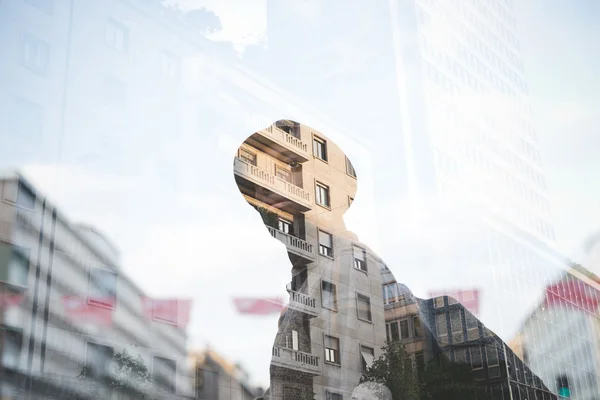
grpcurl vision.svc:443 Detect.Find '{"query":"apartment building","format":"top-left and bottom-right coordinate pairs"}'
top-left (0, 172), bottom-right (193, 399)
top-left (192, 348), bottom-right (261, 400)
top-left (517, 265), bottom-right (600, 399)
top-left (234, 120), bottom-right (387, 400)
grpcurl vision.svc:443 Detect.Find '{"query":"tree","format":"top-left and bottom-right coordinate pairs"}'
top-left (107, 350), bottom-right (153, 397)
top-left (184, 7), bottom-right (223, 35)
top-left (418, 358), bottom-right (486, 400)
top-left (360, 343), bottom-right (419, 400)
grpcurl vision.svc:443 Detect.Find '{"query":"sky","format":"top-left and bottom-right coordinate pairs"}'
top-left (7, 0), bottom-right (600, 391)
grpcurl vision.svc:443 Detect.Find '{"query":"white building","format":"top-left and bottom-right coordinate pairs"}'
top-left (0, 171), bottom-right (193, 399)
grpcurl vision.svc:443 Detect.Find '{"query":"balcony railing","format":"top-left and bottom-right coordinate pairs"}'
top-left (260, 125), bottom-right (310, 161)
top-left (234, 158), bottom-right (312, 211)
top-left (272, 346), bottom-right (320, 375)
top-left (267, 227), bottom-right (315, 262)
top-left (286, 288), bottom-right (318, 317)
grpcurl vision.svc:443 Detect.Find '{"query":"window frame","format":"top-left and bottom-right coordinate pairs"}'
top-left (321, 280), bottom-right (338, 311)
top-left (278, 218), bottom-right (292, 234)
top-left (313, 135), bottom-right (328, 162)
top-left (323, 334), bottom-right (340, 365)
top-left (413, 315), bottom-right (422, 337)
top-left (152, 355), bottom-right (177, 394)
top-left (21, 33), bottom-right (50, 75)
top-left (360, 345), bottom-right (375, 373)
top-left (399, 318), bottom-right (409, 339)
top-left (355, 292), bottom-right (372, 323)
top-left (238, 147), bottom-right (257, 166)
top-left (353, 245), bottom-right (367, 272)
top-left (325, 390), bottom-right (343, 400)
top-left (88, 267), bottom-right (118, 309)
top-left (470, 346), bottom-right (483, 370)
top-left (345, 156), bottom-right (357, 178)
top-left (84, 341), bottom-right (114, 380)
top-left (318, 230), bottom-right (333, 258)
top-left (315, 181), bottom-right (331, 208)
top-left (159, 49), bottom-right (181, 81)
top-left (275, 165), bottom-right (292, 183)
top-left (105, 18), bottom-right (129, 53)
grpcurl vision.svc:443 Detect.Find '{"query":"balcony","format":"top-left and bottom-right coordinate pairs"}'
top-left (286, 288), bottom-right (318, 318)
top-left (271, 347), bottom-right (320, 375)
top-left (246, 125), bottom-right (311, 164)
top-left (234, 158), bottom-right (312, 212)
top-left (267, 227), bottom-right (315, 264)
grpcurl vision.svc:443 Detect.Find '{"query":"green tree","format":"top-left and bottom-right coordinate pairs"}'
top-left (255, 206), bottom-right (280, 229)
top-left (108, 349), bottom-right (153, 397)
top-left (360, 343), bottom-right (419, 400)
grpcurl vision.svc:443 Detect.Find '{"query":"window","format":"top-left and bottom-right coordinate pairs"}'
top-left (103, 75), bottom-right (127, 106)
top-left (470, 346), bottom-right (483, 370)
top-left (413, 316), bottom-right (422, 337)
top-left (315, 182), bottom-right (330, 207)
top-left (153, 356), bottom-right (177, 393)
top-left (433, 296), bottom-right (445, 308)
top-left (447, 295), bottom-right (459, 305)
top-left (321, 280), bottom-right (337, 311)
top-left (1, 327), bottom-right (23, 369)
top-left (85, 342), bottom-right (114, 379)
top-left (22, 34), bottom-right (49, 75)
top-left (238, 148), bottom-right (256, 166)
top-left (399, 319), bottom-right (409, 339)
top-left (353, 246), bottom-right (367, 272)
top-left (415, 352), bottom-right (425, 370)
top-left (324, 335), bottom-right (340, 364)
top-left (0, 243), bottom-right (30, 288)
top-left (276, 166), bottom-right (292, 183)
top-left (388, 322), bottom-right (400, 342)
top-left (160, 50), bottom-right (180, 80)
top-left (360, 346), bottom-right (375, 373)
top-left (11, 97), bottom-right (44, 139)
top-left (105, 19), bottom-right (128, 52)
top-left (356, 293), bottom-right (372, 322)
top-left (326, 392), bottom-right (343, 400)
top-left (89, 268), bottom-right (117, 308)
top-left (318, 230), bottom-right (333, 257)
top-left (486, 345), bottom-right (499, 366)
top-left (450, 309), bottom-right (463, 343)
top-left (278, 219), bottom-right (292, 234)
top-left (466, 313), bottom-right (479, 340)
top-left (26, 0), bottom-right (54, 13)
top-left (16, 182), bottom-right (36, 210)
top-left (383, 283), bottom-right (398, 305)
top-left (346, 156), bottom-right (357, 178)
top-left (435, 314), bottom-right (448, 344)
top-left (454, 348), bottom-right (467, 363)
top-left (288, 330), bottom-right (299, 350)
top-left (313, 136), bottom-right (327, 161)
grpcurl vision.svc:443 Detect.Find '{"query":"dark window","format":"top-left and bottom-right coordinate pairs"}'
top-left (356, 293), bottom-right (372, 322)
top-left (360, 346), bottom-right (374, 373)
top-left (318, 230), bottom-right (333, 257)
top-left (415, 351), bottom-right (425, 370)
top-left (85, 342), bottom-right (113, 379)
top-left (1, 327), bottom-right (23, 369)
top-left (26, 0), bottom-right (54, 14)
top-left (389, 322), bottom-right (400, 342)
top-left (324, 335), bottom-right (340, 364)
top-left (105, 19), bottom-right (128, 52)
top-left (321, 281), bottom-right (337, 311)
top-left (315, 182), bottom-right (330, 207)
top-left (238, 148), bottom-right (257, 166)
top-left (346, 156), bottom-right (357, 177)
top-left (11, 97), bottom-right (44, 139)
top-left (470, 346), bottom-right (483, 370)
top-left (89, 268), bottom-right (117, 308)
top-left (0, 244), bottom-right (30, 287)
top-left (413, 316), bottom-right (422, 337)
top-left (21, 34), bottom-right (49, 75)
top-left (399, 319), bottom-right (409, 339)
top-left (313, 136), bottom-right (327, 161)
top-left (450, 309), bottom-right (463, 343)
top-left (153, 356), bottom-right (177, 393)
top-left (353, 246), bottom-right (367, 271)
top-left (17, 182), bottom-right (36, 210)
top-left (326, 392), bottom-right (343, 400)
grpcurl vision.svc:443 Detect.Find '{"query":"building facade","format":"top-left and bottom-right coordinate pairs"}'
top-left (0, 172), bottom-right (193, 399)
top-left (517, 265), bottom-right (600, 399)
top-left (234, 120), bottom-right (387, 400)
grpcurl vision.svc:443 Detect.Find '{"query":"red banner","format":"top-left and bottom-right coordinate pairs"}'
top-left (0, 293), bottom-right (25, 309)
top-left (62, 295), bottom-right (113, 327)
top-left (233, 297), bottom-right (285, 315)
top-left (544, 278), bottom-right (600, 313)
top-left (428, 289), bottom-right (480, 316)
top-left (140, 297), bottom-right (192, 328)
